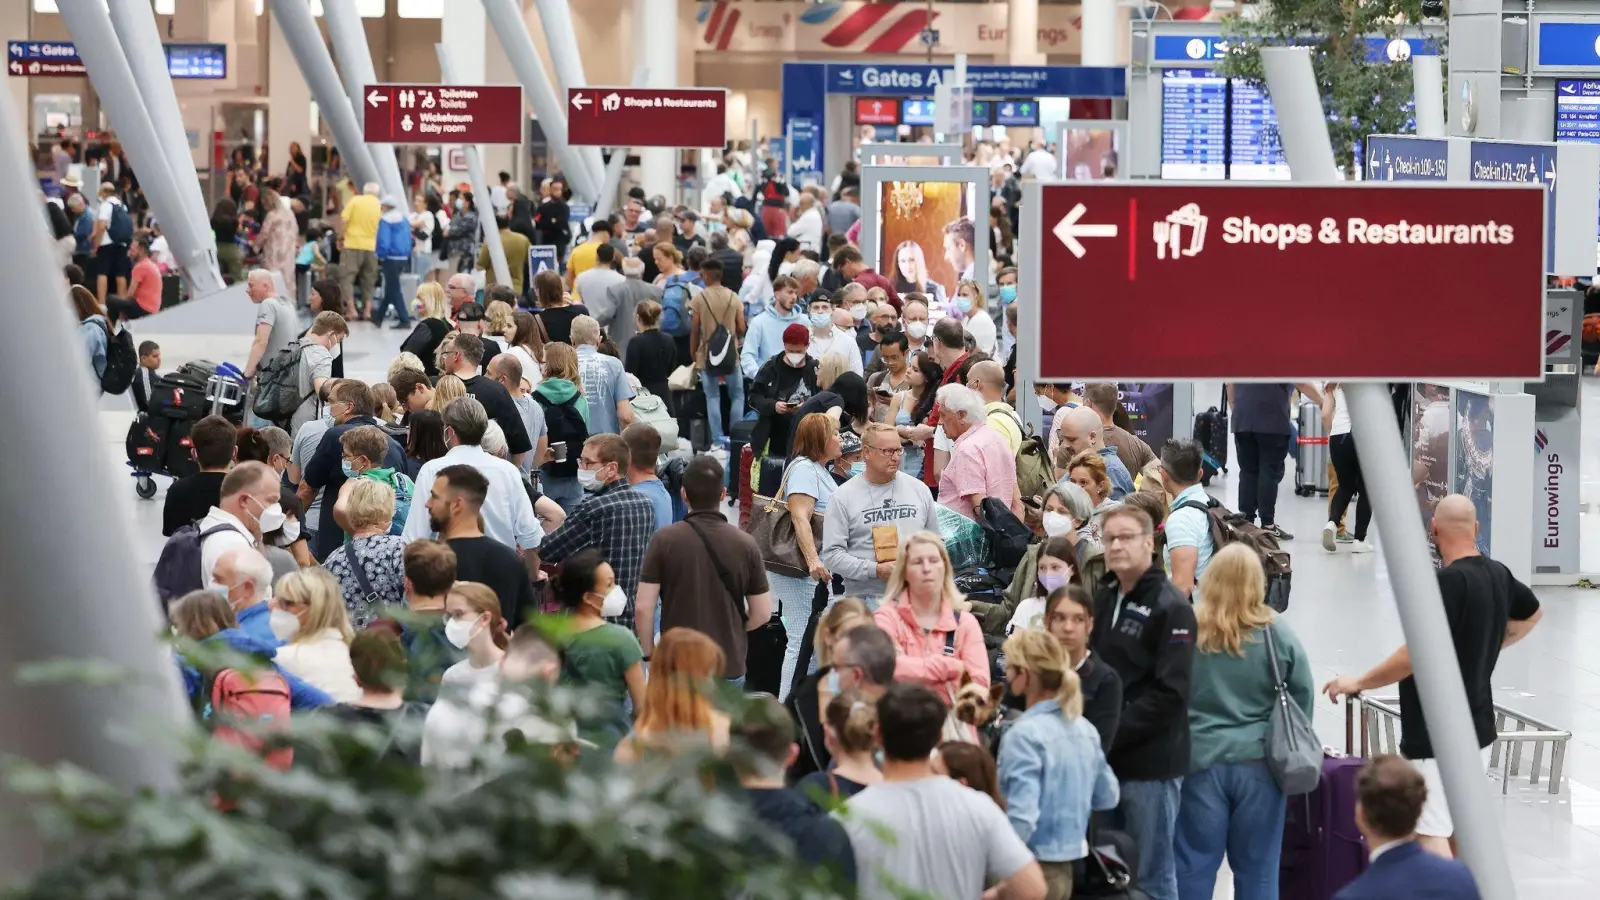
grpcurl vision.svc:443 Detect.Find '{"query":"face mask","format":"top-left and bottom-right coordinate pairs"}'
top-left (810, 312), bottom-right (831, 329)
top-left (256, 502), bottom-right (286, 534)
top-left (444, 615), bottom-right (480, 649)
top-left (341, 460), bottom-right (359, 479)
top-left (1037, 395), bottom-right (1058, 413)
top-left (1042, 511), bottom-right (1073, 537)
top-left (784, 351), bottom-right (807, 367)
top-left (826, 668), bottom-right (841, 694)
top-left (321, 410), bottom-right (336, 427)
top-left (269, 609), bottom-right (301, 641)
top-left (848, 461), bottom-right (866, 478)
top-left (1038, 570), bottom-right (1071, 595)
top-left (599, 585), bottom-right (628, 618)
top-left (577, 468), bottom-right (600, 489)
top-left (850, 305), bottom-right (867, 323)
top-left (955, 295), bottom-right (974, 313)
top-left (906, 321), bottom-right (928, 340)
top-left (454, 199), bottom-right (464, 211)
top-left (278, 520), bottom-right (302, 544)
top-left (999, 284), bottom-right (1017, 304)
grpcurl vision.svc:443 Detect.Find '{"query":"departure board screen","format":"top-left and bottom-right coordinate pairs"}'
top-left (1160, 68), bottom-right (1226, 180)
top-left (1228, 78), bottom-right (1290, 180)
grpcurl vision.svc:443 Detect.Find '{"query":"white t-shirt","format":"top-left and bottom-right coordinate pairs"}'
top-left (1020, 149), bottom-right (1058, 180)
top-left (409, 210), bottom-right (434, 254)
top-left (96, 197), bottom-right (121, 246)
top-left (1006, 596), bottom-right (1047, 636)
top-left (149, 234), bottom-right (175, 269)
top-left (808, 326), bottom-right (864, 375)
top-left (964, 313), bottom-right (998, 357)
top-left (421, 675), bottom-right (579, 769)
top-left (1326, 384), bottom-right (1351, 436)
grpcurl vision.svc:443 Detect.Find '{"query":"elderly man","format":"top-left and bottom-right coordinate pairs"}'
top-left (206, 547), bottom-right (335, 709)
top-left (935, 384), bottom-right (1019, 520)
top-left (1060, 406), bottom-right (1135, 500)
top-left (597, 255), bottom-right (660, 358)
top-left (967, 360), bottom-right (1021, 454)
top-left (198, 461), bottom-right (281, 591)
top-left (340, 182), bottom-right (383, 316)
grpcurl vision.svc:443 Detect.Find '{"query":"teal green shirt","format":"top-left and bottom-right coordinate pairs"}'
top-left (561, 622), bottom-right (643, 746)
top-left (1187, 621), bottom-right (1315, 772)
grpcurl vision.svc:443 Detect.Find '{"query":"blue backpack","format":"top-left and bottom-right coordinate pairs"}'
top-left (660, 272), bottom-right (705, 338)
top-left (107, 200), bottom-right (134, 245)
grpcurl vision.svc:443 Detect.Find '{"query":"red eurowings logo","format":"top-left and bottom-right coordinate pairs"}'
top-left (700, 1), bottom-right (743, 51)
top-left (698, 1), bottom-right (937, 54)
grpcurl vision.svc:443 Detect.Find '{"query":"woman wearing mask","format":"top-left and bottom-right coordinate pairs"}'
top-left (998, 628), bottom-right (1120, 900)
top-left (321, 479), bottom-right (408, 628)
top-left (769, 414), bottom-right (841, 699)
top-left (270, 567), bottom-right (361, 703)
top-left (551, 548), bottom-right (647, 749)
top-left (1045, 584), bottom-right (1122, 752)
top-left (786, 597), bottom-right (870, 780)
top-left (168, 589), bottom-right (332, 713)
top-left (534, 343), bottom-right (590, 512)
top-left (952, 279), bottom-right (997, 357)
top-left (1175, 545), bottom-right (1314, 900)
top-left (892, 240), bottom-right (946, 307)
top-left (1005, 536), bottom-right (1077, 636)
top-left (747, 323), bottom-right (821, 459)
top-left (447, 191), bottom-right (481, 273)
top-left (796, 690), bottom-right (883, 801)
top-left (433, 582), bottom-right (510, 698)
top-left (873, 531), bottom-right (989, 702)
top-left (613, 627), bottom-right (731, 763)
top-left (1006, 481), bottom-right (1101, 613)
top-left (888, 350), bottom-right (942, 479)
top-left (262, 492), bottom-right (314, 580)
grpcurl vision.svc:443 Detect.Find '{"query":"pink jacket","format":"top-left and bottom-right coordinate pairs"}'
top-left (873, 593), bottom-right (991, 699)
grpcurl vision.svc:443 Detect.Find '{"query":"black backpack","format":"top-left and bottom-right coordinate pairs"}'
top-left (97, 319), bottom-right (138, 395)
top-left (251, 339), bottom-right (313, 426)
top-left (702, 291), bottom-right (738, 377)
top-left (975, 497), bottom-right (1033, 570)
top-left (533, 391), bottom-right (589, 478)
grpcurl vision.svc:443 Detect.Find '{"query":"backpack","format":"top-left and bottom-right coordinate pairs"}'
top-left (1014, 432), bottom-right (1051, 509)
top-left (362, 469), bottom-right (415, 535)
top-left (195, 667), bottom-right (294, 771)
top-left (1176, 497), bottom-right (1292, 612)
top-left (153, 523), bottom-right (240, 612)
top-left (700, 288), bottom-right (738, 376)
top-left (975, 497), bottom-right (1033, 571)
top-left (98, 319), bottom-right (138, 395)
top-left (251, 338), bottom-right (313, 426)
top-left (106, 200), bottom-right (134, 245)
top-left (660, 272), bottom-right (703, 338)
top-left (533, 391), bottom-right (589, 479)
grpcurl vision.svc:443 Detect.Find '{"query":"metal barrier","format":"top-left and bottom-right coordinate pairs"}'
top-left (1345, 695), bottom-right (1572, 796)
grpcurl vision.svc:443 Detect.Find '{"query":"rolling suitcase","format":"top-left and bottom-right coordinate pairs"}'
top-left (1193, 406), bottom-right (1229, 486)
top-left (161, 419), bottom-right (199, 479)
top-left (1279, 704), bottom-right (1369, 900)
top-left (738, 444), bottom-right (756, 530)
top-left (1294, 401), bottom-right (1330, 497)
top-left (727, 419), bottom-right (757, 498)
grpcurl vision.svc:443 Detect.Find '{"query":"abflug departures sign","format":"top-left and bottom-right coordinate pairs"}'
top-left (1030, 183), bottom-right (1544, 382)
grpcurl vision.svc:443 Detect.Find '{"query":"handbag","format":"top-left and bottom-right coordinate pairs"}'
top-left (668, 364), bottom-right (699, 392)
top-left (748, 458), bottom-right (823, 579)
top-left (1264, 623), bottom-right (1321, 795)
top-left (685, 518), bottom-right (786, 695)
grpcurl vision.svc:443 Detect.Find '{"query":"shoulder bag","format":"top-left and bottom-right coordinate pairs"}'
top-left (1264, 623), bottom-right (1321, 795)
top-left (685, 517), bottom-right (786, 695)
top-left (937, 616), bottom-right (979, 745)
top-left (347, 539), bottom-right (383, 610)
top-left (748, 458), bottom-right (824, 579)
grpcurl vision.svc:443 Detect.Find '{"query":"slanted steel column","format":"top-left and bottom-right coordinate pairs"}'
top-left (438, 44), bottom-right (511, 289)
top-left (59, 0), bottom-right (224, 297)
top-left (1260, 45), bottom-right (1516, 900)
top-left (322, 0), bottom-right (407, 202)
top-left (531, 0), bottom-right (607, 193)
top-left (0, 80), bottom-right (186, 883)
top-left (478, 0), bottom-right (602, 201)
top-left (106, 0), bottom-right (219, 286)
top-left (265, 0), bottom-right (382, 192)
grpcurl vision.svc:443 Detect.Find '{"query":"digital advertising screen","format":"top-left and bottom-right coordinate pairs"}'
top-left (901, 98), bottom-right (936, 126)
top-left (855, 97), bottom-right (899, 126)
top-left (970, 100), bottom-right (994, 126)
top-left (1061, 127), bottom-right (1120, 180)
top-left (1118, 384), bottom-right (1175, 449)
top-left (875, 180), bottom-right (981, 308)
top-left (1453, 391), bottom-right (1494, 555)
top-left (1161, 68), bottom-right (1226, 180)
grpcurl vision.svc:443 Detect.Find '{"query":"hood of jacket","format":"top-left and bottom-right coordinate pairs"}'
top-left (205, 627), bottom-right (280, 662)
top-left (535, 378), bottom-right (579, 404)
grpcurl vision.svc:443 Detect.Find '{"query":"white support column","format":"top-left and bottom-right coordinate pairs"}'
top-left (265, 0), bottom-right (382, 191)
top-left (532, 0), bottom-right (608, 193)
top-left (1008, 0), bottom-right (1045, 66)
top-left (265, 7), bottom-right (313, 190)
top-left (323, 0), bottom-right (406, 202)
top-left (438, 43), bottom-right (511, 289)
top-left (1077, 0), bottom-right (1116, 67)
top-left (635, 0), bottom-right (677, 199)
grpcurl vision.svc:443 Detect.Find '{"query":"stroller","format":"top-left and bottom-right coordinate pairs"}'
top-left (126, 361), bottom-right (246, 498)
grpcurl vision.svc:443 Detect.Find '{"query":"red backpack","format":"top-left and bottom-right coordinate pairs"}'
top-left (201, 668), bottom-right (294, 771)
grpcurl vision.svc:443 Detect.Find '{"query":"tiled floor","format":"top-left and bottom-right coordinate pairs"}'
top-left (108, 305), bottom-right (1600, 894)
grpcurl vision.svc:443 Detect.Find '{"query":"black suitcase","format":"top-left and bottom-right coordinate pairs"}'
top-left (1194, 406), bottom-right (1229, 486)
top-left (757, 454), bottom-right (786, 498)
top-left (161, 419), bottom-right (199, 478)
top-left (126, 416), bottom-right (168, 471)
top-left (148, 376), bottom-right (210, 421)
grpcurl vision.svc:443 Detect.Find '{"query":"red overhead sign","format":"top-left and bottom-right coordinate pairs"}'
top-left (1028, 182), bottom-right (1545, 381)
top-left (855, 96), bottom-right (900, 126)
top-left (361, 84), bottom-right (523, 144)
top-left (567, 87), bottom-right (727, 148)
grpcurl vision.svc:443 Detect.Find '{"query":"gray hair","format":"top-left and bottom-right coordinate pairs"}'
top-left (935, 383), bottom-right (986, 426)
top-left (363, 182), bottom-right (381, 196)
top-left (442, 396), bottom-right (490, 446)
top-left (621, 256), bottom-right (645, 276)
top-left (259, 426), bottom-right (292, 461)
top-left (1044, 479), bottom-right (1095, 527)
top-left (246, 268), bottom-right (275, 288)
top-left (836, 623), bottom-right (896, 687)
top-left (225, 548), bottom-right (274, 606)
top-left (791, 258), bottom-right (821, 284)
top-left (481, 420), bottom-right (509, 459)
top-left (570, 314), bottom-right (600, 346)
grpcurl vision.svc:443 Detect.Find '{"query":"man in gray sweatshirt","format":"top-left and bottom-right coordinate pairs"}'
top-left (822, 422), bottom-right (941, 604)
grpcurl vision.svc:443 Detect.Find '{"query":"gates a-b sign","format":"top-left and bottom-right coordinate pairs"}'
top-left (1022, 182), bottom-right (1545, 382)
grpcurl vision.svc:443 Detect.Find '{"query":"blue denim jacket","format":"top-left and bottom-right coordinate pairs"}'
top-left (997, 699), bottom-right (1121, 862)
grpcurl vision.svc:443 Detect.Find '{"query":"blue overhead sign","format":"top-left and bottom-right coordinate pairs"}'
top-left (528, 245), bottom-right (559, 276)
top-left (7, 40), bottom-right (226, 79)
top-left (7, 41), bottom-right (79, 61)
top-left (1365, 136), bottom-right (1448, 181)
top-left (1470, 141), bottom-right (1558, 272)
top-left (1537, 22), bottom-right (1600, 69)
top-left (1150, 34), bottom-right (1434, 64)
top-left (825, 64), bottom-right (1123, 98)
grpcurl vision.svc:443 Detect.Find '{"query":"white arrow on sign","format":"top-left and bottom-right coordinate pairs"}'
top-left (572, 93), bottom-right (590, 111)
top-left (367, 89), bottom-right (387, 108)
top-left (1053, 203), bottom-right (1119, 259)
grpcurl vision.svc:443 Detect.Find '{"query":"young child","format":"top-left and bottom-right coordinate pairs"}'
top-left (132, 340), bottom-right (161, 414)
top-left (295, 226), bottom-right (328, 304)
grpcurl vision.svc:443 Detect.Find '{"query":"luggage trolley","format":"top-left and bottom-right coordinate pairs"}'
top-left (127, 361), bottom-right (247, 499)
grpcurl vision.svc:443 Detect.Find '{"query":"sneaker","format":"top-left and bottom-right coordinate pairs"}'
top-left (1350, 540), bottom-right (1375, 554)
top-left (1267, 524), bottom-right (1294, 541)
top-left (1336, 531), bottom-right (1355, 544)
top-left (1321, 522), bottom-right (1337, 553)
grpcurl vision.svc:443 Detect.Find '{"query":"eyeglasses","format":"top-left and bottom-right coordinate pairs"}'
top-left (867, 445), bottom-right (904, 457)
top-left (1103, 532), bottom-right (1147, 546)
top-left (579, 457), bottom-right (604, 468)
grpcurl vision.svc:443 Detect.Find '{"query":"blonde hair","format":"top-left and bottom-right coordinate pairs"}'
top-left (882, 530), bottom-right (968, 612)
top-left (824, 689), bottom-right (879, 754)
top-left (542, 342), bottom-right (583, 392)
top-left (430, 374), bottom-right (467, 413)
top-left (1196, 543), bottom-right (1274, 656)
top-left (345, 477), bottom-right (396, 534)
top-left (415, 282), bottom-right (449, 320)
top-left (274, 568), bottom-right (354, 643)
top-left (815, 597), bottom-right (870, 668)
top-left (817, 351), bottom-right (849, 391)
top-left (387, 352), bottom-right (425, 382)
top-left (370, 382), bottom-right (400, 423)
top-left (447, 582), bottom-right (509, 650)
top-left (1000, 628), bottom-right (1083, 718)
top-left (956, 278), bottom-right (986, 313)
top-left (485, 299), bottom-right (515, 336)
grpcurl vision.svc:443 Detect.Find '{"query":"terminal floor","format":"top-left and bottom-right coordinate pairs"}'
top-left (100, 309), bottom-right (1600, 895)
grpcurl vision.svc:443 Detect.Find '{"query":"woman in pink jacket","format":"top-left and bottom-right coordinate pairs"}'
top-left (873, 530), bottom-right (990, 702)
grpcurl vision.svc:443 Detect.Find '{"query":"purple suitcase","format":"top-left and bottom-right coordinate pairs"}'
top-left (1279, 703), bottom-right (1369, 900)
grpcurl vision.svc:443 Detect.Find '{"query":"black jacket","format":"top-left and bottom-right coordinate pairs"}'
top-left (786, 667), bottom-right (830, 783)
top-left (744, 787), bottom-right (856, 887)
top-left (1090, 566), bottom-right (1196, 782)
top-left (1079, 653), bottom-right (1123, 754)
top-left (747, 353), bottom-right (820, 458)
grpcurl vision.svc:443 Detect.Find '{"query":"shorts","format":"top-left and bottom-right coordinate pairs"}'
top-left (96, 243), bottom-right (131, 281)
top-left (1410, 745), bottom-right (1493, 837)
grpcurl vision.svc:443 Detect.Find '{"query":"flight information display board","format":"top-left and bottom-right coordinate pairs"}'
top-left (1228, 79), bottom-right (1290, 180)
top-left (1555, 79), bottom-right (1600, 235)
top-left (1160, 68), bottom-right (1226, 180)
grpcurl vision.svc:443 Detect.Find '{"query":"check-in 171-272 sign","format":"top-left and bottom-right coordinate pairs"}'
top-left (1027, 182), bottom-right (1545, 382)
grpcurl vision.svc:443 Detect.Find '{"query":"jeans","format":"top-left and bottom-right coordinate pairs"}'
top-left (701, 366), bottom-right (746, 444)
top-left (1174, 761), bottom-right (1285, 900)
top-left (1234, 432), bottom-right (1290, 527)
top-left (1118, 777), bottom-right (1182, 900)
top-left (105, 294), bottom-right (151, 325)
top-left (544, 475), bottom-right (585, 514)
top-left (372, 257), bottom-right (411, 326)
top-left (1327, 433), bottom-right (1370, 541)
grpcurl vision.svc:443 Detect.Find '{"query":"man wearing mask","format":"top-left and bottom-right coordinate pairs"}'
top-left (198, 461), bottom-right (282, 589)
top-left (900, 295), bottom-right (932, 357)
top-left (402, 397), bottom-right (541, 559)
top-left (748, 323), bottom-right (821, 459)
top-left (807, 292), bottom-right (864, 376)
top-left (996, 266), bottom-right (1018, 359)
top-left (207, 547), bottom-right (336, 709)
top-left (740, 274), bottom-right (809, 382)
top-left (302, 380), bottom-right (408, 561)
top-left (540, 435), bottom-right (656, 630)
